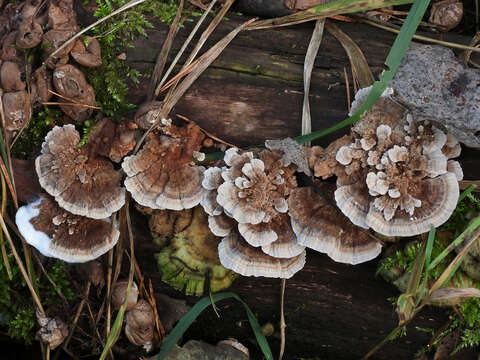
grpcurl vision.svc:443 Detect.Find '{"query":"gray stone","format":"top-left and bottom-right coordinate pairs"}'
top-left (391, 42), bottom-right (480, 148)
top-left (151, 340), bottom-right (249, 360)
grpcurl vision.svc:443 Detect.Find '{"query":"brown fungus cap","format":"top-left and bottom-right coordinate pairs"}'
top-left (42, 29), bottom-right (76, 69)
top-left (88, 118), bottom-right (138, 163)
top-left (16, 18), bottom-right (43, 49)
top-left (134, 101), bottom-right (165, 130)
top-left (0, 61), bottom-right (26, 91)
top-left (218, 231), bottom-right (306, 279)
top-left (326, 97), bottom-right (461, 237)
top-left (2, 90), bottom-right (32, 132)
top-left (35, 125), bottom-right (126, 219)
top-left (52, 64), bottom-right (95, 121)
top-left (15, 195), bottom-right (120, 263)
top-left (125, 299), bottom-right (155, 349)
top-left (288, 185), bottom-right (381, 264)
top-left (33, 66), bottom-right (53, 104)
top-left (71, 37), bottom-right (102, 67)
top-left (122, 123), bottom-right (205, 210)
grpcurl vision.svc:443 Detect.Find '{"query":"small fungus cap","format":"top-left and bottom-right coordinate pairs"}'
top-left (35, 125), bottom-right (126, 219)
top-left (71, 37), bottom-right (102, 67)
top-left (122, 123), bottom-right (205, 211)
top-left (52, 64), bottom-right (95, 121)
top-left (218, 231), bottom-right (306, 279)
top-left (15, 196), bottom-right (120, 263)
top-left (216, 149), bottom-right (297, 225)
top-left (125, 299), bottom-right (155, 348)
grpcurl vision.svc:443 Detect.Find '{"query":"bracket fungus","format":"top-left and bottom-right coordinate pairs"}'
top-left (122, 122), bottom-right (206, 211)
top-left (310, 96), bottom-right (462, 237)
top-left (288, 184), bottom-right (381, 265)
top-left (218, 231), bottom-right (306, 279)
top-left (200, 147), bottom-right (307, 278)
top-left (15, 196), bottom-right (120, 263)
top-left (35, 125), bottom-right (126, 219)
top-left (155, 207), bottom-right (237, 296)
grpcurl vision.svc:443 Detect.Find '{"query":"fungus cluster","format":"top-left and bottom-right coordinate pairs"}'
top-left (122, 122), bottom-right (206, 211)
top-left (16, 124), bottom-right (126, 263)
top-left (309, 96), bottom-right (462, 237)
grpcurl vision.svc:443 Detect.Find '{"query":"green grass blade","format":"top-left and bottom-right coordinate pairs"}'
top-left (424, 226), bottom-right (435, 272)
top-left (295, 0), bottom-right (431, 145)
top-left (458, 184), bottom-right (476, 203)
top-left (428, 215), bottom-right (480, 271)
top-left (157, 292), bottom-right (273, 360)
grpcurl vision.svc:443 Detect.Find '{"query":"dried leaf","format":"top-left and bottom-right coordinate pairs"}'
top-left (425, 287), bottom-right (480, 305)
top-left (325, 21), bottom-right (374, 88)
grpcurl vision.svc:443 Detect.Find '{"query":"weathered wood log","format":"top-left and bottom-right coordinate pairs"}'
top-left (125, 13), bottom-right (479, 360)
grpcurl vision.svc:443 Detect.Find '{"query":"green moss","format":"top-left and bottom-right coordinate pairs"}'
top-left (11, 107), bottom-right (61, 159)
top-left (8, 309), bottom-right (35, 345)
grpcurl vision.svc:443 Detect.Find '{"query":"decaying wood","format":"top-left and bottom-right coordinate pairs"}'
top-left (122, 13), bottom-right (479, 359)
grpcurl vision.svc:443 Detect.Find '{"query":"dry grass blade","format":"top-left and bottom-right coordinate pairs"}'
top-left (155, 0), bottom-right (218, 96)
top-left (0, 157), bottom-right (18, 210)
top-left (360, 18), bottom-right (480, 53)
top-left (45, 0), bottom-right (148, 63)
top-left (42, 102), bottom-right (102, 110)
top-left (0, 212), bottom-right (44, 314)
top-left (99, 204), bottom-right (135, 360)
top-left (148, 0), bottom-right (184, 99)
top-left (425, 288), bottom-right (480, 305)
top-left (160, 18), bottom-right (256, 118)
top-left (0, 175), bottom-right (12, 280)
top-left (302, 19), bottom-right (325, 147)
top-left (429, 223), bottom-right (480, 295)
top-left (325, 21), bottom-right (374, 88)
top-left (246, 0), bottom-right (414, 30)
top-left (183, 0), bottom-right (236, 74)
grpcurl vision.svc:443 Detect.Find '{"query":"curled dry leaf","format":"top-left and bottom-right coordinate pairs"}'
top-left (122, 123), bottom-right (205, 210)
top-left (15, 195), bottom-right (120, 263)
top-left (35, 125), bottom-right (126, 219)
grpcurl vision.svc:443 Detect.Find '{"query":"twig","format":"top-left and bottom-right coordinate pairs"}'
top-left (61, 282), bottom-right (91, 354)
top-left (42, 102), bottom-right (102, 110)
top-left (278, 278), bottom-right (286, 360)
